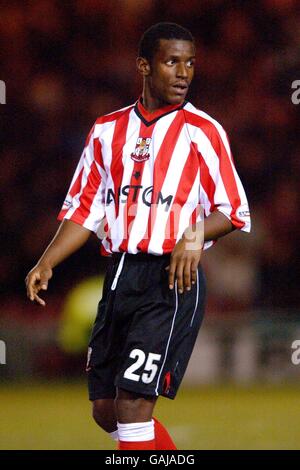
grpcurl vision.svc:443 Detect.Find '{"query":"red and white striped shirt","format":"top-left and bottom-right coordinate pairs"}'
top-left (58, 99), bottom-right (250, 255)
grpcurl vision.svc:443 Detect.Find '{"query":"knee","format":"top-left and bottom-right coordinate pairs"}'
top-left (92, 399), bottom-right (116, 433)
top-left (115, 389), bottom-right (156, 423)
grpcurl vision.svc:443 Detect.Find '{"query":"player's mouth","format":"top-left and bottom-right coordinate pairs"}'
top-left (171, 82), bottom-right (189, 96)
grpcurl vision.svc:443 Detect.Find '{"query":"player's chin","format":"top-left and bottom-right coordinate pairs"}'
top-left (166, 90), bottom-right (188, 105)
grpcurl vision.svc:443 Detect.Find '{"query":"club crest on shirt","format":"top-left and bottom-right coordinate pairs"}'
top-left (131, 137), bottom-right (151, 162)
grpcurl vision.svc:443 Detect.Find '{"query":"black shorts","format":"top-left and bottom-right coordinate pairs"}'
top-left (87, 252), bottom-right (206, 401)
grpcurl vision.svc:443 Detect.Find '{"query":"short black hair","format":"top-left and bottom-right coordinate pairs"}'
top-left (138, 22), bottom-right (194, 62)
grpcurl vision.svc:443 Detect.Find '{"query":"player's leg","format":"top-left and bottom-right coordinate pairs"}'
top-left (91, 393), bottom-right (176, 449)
top-left (116, 388), bottom-right (157, 423)
top-left (111, 255), bottom-right (182, 450)
top-left (88, 253), bottom-right (205, 449)
top-left (92, 398), bottom-right (117, 433)
top-left (115, 388), bottom-right (176, 450)
top-left (115, 388), bottom-right (156, 450)
top-left (86, 259), bottom-right (121, 442)
top-left (113, 255), bottom-right (206, 450)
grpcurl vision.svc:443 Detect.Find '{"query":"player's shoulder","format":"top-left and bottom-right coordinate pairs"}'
top-left (183, 101), bottom-right (226, 137)
top-left (95, 102), bottom-right (136, 127)
top-left (84, 103), bottom-right (135, 144)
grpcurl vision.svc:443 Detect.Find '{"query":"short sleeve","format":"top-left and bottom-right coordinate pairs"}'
top-left (57, 122), bottom-right (107, 234)
top-left (199, 124), bottom-right (251, 233)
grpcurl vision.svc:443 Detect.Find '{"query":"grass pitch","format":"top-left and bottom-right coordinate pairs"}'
top-left (0, 382), bottom-right (299, 450)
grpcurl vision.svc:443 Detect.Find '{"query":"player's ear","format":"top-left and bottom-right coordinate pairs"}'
top-left (136, 57), bottom-right (151, 77)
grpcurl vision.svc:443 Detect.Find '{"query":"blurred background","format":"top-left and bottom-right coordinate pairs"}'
top-left (0, 0), bottom-right (300, 450)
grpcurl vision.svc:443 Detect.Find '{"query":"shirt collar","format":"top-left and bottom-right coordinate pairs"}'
top-left (134, 96), bottom-right (186, 127)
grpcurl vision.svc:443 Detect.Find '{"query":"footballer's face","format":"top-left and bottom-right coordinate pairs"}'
top-left (138, 39), bottom-right (195, 108)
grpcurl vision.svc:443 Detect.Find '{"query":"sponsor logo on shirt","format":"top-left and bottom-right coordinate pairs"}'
top-left (106, 185), bottom-right (173, 209)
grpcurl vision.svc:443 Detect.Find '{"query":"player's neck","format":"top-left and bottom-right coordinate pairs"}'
top-left (141, 91), bottom-right (182, 113)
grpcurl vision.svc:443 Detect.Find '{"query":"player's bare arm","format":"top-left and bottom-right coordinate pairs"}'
top-left (168, 211), bottom-right (234, 293)
top-left (25, 219), bottom-right (91, 306)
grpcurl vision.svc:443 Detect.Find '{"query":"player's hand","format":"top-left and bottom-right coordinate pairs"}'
top-left (166, 232), bottom-right (202, 294)
top-left (25, 264), bottom-right (53, 307)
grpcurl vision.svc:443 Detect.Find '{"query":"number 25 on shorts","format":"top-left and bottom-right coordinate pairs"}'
top-left (124, 349), bottom-right (161, 384)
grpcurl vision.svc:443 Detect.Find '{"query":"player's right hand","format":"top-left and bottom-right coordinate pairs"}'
top-left (25, 264), bottom-right (53, 307)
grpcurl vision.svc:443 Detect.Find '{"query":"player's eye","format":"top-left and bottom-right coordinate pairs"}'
top-left (166, 59), bottom-right (176, 66)
top-left (187, 60), bottom-right (195, 67)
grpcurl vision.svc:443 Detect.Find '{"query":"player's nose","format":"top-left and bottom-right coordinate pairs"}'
top-left (176, 62), bottom-right (188, 78)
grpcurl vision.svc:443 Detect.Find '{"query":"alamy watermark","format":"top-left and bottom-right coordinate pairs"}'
top-left (291, 80), bottom-right (300, 105)
top-left (0, 340), bottom-right (6, 365)
top-left (0, 80), bottom-right (6, 104)
top-left (291, 340), bottom-right (300, 365)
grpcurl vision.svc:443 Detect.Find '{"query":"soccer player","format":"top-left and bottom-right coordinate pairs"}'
top-left (25, 23), bottom-right (250, 450)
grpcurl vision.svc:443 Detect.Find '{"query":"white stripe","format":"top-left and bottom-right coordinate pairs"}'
top-left (111, 253), bottom-right (126, 291)
top-left (176, 170), bottom-right (199, 243)
top-left (83, 178), bottom-right (106, 233)
top-left (103, 102), bottom-right (135, 118)
top-left (188, 123), bottom-right (233, 219)
top-left (190, 269), bottom-right (199, 327)
top-left (148, 126), bottom-right (191, 255)
top-left (127, 112), bottom-right (178, 253)
top-left (155, 281), bottom-right (179, 396)
top-left (110, 108), bottom-right (140, 251)
top-left (61, 155), bottom-right (85, 211)
top-left (99, 121), bottom-right (117, 244)
top-left (185, 109), bottom-right (250, 232)
top-left (63, 121), bottom-right (108, 224)
top-left (64, 149), bottom-right (92, 219)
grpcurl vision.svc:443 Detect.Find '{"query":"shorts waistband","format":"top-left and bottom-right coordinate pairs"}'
top-left (112, 252), bottom-right (171, 263)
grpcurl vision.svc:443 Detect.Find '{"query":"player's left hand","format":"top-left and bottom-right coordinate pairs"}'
top-left (166, 231), bottom-right (203, 294)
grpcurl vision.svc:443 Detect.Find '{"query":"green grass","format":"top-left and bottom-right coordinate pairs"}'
top-left (0, 382), bottom-right (299, 450)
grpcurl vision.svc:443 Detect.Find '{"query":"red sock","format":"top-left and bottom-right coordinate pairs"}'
top-left (153, 417), bottom-right (177, 450)
top-left (118, 439), bottom-right (155, 450)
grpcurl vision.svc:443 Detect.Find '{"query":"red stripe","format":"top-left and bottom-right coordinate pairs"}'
top-left (162, 143), bottom-right (199, 251)
top-left (189, 204), bottom-right (202, 227)
top-left (93, 137), bottom-right (105, 170)
top-left (198, 147), bottom-right (216, 213)
top-left (119, 122), bottom-right (155, 252)
top-left (137, 112), bottom-right (185, 252)
top-left (118, 440), bottom-right (155, 450)
top-left (85, 123), bottom-right (95, 146)
top-left (57, 208), bottom-right (68, 220)
top-left (58, 124), bottom-right (101, 222)
top-left (190, 207), bottom-right (197, 226)
top-left (57, 166), bottom-right (84, 220)
top-left (103, 220), bottom-right (113, 253)
top-left (210, 129), bottom-right (244, 228)
top-left (70, 137), bottom-right (104, 224)
top-left (71, 159), bottom-right (101, 223)
top-left (184, 110), bottom-right (244, 228)
top-left (109, 107), bottom-right (132, 220)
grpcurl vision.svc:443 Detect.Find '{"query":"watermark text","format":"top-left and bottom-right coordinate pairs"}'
top-left (0, 80), bottom-right (6, 104)
top-left (0, 340), bottom-right (6, 365)
top-left (291, 80), bottom-right (300, 105)
top-left (291, 340), bottom-right (300, 365)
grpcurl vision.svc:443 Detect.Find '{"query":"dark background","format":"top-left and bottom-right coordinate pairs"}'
top-left (0, 0), bottom-right (299, 325)
top-left (0, 0), bottom-right (300, 451)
